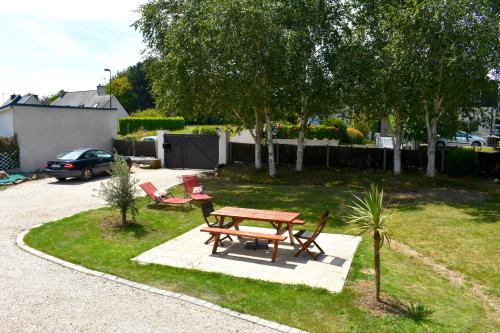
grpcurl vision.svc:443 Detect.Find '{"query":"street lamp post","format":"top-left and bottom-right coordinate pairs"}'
top-left (104, 68), bottom-right (112, 109)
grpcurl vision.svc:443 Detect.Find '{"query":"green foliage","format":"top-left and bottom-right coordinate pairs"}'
top-left (106, 76), bottom-right (134, 113)
top-left (320, 117), bottom-right (347, 129)
top-left (118, 117), bottom-right (184, 135)
top-left (109, 60), bottom-right (156, 113)
top-left (190, 126), bottom-right (218, 135)
top-left (274, 123), bottom-right (348, 141)
top-left (350, 113), bottom-right (372, 137)
top-left (347, 184), bottom-right (392, 247)
top-left (444, 148), bottom-right (479, 177)
top-left (96, 154), bottom-right (139, 226)
top-left (130, 108), bottom-right (165, 118)
top-left (0, 136), bottom-right (18, 153)
top-left (404, 302), bottom-right (434, 322)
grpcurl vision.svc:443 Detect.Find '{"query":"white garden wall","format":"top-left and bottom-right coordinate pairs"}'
top-left (0, 109), bottom-right (14, 137)
top-left (12, 105), bottom-right (121, 171)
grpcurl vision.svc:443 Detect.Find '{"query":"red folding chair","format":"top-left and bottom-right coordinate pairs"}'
top-left (182, 175), bottom-right (212, 201)
top-left (139, 182), bottom-right (192, 211)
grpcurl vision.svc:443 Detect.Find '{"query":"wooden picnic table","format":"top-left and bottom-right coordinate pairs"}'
top-left (210, 206), bottom-right (303, 245)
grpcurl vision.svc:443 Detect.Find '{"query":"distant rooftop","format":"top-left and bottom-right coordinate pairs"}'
top-left (1, 94), bottom-right (41, 108)
top-left (51, 85), bottom-right (114, 109)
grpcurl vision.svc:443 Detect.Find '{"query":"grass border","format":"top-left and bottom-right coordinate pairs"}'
top-left (16, 226), bottom-right (306, 333)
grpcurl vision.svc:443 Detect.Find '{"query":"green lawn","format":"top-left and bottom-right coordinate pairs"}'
top-left (25, 166), bottom-right (500, 332)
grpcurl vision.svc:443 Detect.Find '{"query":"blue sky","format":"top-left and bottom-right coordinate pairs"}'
top-left (0, 0), bottom-right (145, 102)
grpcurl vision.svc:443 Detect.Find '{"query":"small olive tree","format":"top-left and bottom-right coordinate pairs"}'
top-left (97, 154), bottom-right (138, 226)
top-left (347, 183), bottom-right (392, 302)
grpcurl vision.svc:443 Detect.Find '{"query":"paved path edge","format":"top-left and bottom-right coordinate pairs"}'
top-left (16, 226), bottom-right (306, 333)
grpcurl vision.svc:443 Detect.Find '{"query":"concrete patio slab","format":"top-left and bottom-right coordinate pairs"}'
top-left (133, 225), bottom-right (361, 292)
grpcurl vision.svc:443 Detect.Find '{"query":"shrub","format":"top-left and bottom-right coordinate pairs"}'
top-left (190, 126), bottom-right (219, 135)
top-left (96, 154), bottom-right (139, 226)
top-left (274, 122), bottom-right (349, 142)
top-left (130, 108), bottom-right (165, 118)
top-left (118, 117), bottom-right (184, 135)
top-left (0, 136), bottom-right (18, 153)
top-left (444, 148), bottom-right (478, 176)
top-left (347, 127), bottom-right (365, 144)
top-left (320, 117), bottom-right (347, 130)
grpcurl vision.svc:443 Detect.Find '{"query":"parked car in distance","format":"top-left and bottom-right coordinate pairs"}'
top-left (436, 131), bottom-right (487, 147)
top-left (140, 136), bottom-right (157, 142)
top-left (44, 148), bottom-right (131, 181)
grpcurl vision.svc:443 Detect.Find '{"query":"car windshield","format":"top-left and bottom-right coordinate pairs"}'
top-left (57, 151), bottom-right (83, 160)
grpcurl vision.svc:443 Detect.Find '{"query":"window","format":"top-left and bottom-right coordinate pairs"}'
top-left (82, 150), bottom-right (98, 159)
top-left (57, 151), bottom-right (84, 160)
top-left (95, 150), bottom-right (112, 159)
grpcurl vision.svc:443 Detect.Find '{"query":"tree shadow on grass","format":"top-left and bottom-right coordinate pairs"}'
top-left (120, 222), bottom-right (147, 238)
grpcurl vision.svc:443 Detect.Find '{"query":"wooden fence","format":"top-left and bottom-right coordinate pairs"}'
top-left (229, 143), bottom-right (500, 175)
top-left (113, 139), bottom-right (157, 157)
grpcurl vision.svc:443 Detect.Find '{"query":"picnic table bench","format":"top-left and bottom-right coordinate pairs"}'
top-left (201, 227), bottom-right (287, 262)
top-left (201, 206), bottom-right (303, 262)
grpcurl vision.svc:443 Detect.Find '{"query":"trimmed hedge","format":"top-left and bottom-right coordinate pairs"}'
top-left (118, 117), bottom-right (185, 135)
top-left (0, 136), bottom-right (18, 153)
top-left (445, 148), bottom-right (479, 176)
top-left (190, 126), bottom-right (219, 135)
top-left (275, 123), bottom-right (349, 142)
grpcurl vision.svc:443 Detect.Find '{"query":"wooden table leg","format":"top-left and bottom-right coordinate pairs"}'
top-left (218, 216), bottom-right (225, 227)
top-left (272, 240), bottom-right (279, 262)
top-left (288, 224), bottom-right (295, 245)
top-left (212, 234), bottom-right (220, 254)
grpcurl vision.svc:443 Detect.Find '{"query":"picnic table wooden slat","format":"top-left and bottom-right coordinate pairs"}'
top-left (210, 206), bottom-right (300, 223)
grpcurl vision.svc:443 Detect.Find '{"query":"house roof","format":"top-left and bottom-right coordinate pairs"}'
top-left (51, 90), bottom-right (114, 109)
top-left (0, 94), bottom-right (40, 108)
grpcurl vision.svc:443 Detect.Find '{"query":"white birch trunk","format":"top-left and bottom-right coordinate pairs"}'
top-left (426, 96), bottom-right (443, 178)
top-left (254, 111), bottom-right (262, 169)
top-left (265, 111), bottom-right (277, 177)
top-left (426, 116), bottom-right (438, 177)
top-left (393, 111), bottom-right (402, 176)
top-left (295, 93), bottom-right (307, 172)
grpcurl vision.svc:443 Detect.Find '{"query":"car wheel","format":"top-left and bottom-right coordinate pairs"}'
top-left (436, 141), bottom-right (445, 147)
top-left (81, 167), bottom-right (94, 181)
top-left (471, 141), bottom-right (481, 147)
top-left (56, 177), bottom-right (66, 182)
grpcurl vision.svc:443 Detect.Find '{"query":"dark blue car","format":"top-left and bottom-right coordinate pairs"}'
top-left (44, 148), bottom-right (131, 181)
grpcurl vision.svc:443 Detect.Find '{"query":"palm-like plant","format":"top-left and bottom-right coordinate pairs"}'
top-left (347, 183), bottom-right (392, 302)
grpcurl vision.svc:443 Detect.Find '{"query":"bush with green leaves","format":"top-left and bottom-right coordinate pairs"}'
top-left (130, 108), bottom-right (166, 118)
top-left (190, 126), bottom-right (219, 135)
top-left (96, 154), bottom-right (139, 226)
top-left (274, 123), bottom-right (349, 142)
top-left (118, 117), bottom-right (185, 135)
top-left (444, 148), bottom-right (478, 176)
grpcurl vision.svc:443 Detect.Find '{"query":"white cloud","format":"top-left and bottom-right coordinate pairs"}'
top-left (0, 0), bottom-right (147, 100)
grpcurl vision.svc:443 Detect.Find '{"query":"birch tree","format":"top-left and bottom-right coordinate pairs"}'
top-left (279, 0), bottom-right (346, 172)
top-left (403, 0), bottom-right (498, 177)
top-left (136, 0), bottom-right (286, 176)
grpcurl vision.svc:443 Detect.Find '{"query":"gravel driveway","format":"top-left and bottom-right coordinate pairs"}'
top-left (0, 168), bottom-right (274, 332)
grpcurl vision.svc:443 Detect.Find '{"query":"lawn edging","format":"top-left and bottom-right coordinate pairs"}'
top-left (17, 226), bottom-right (306, 333)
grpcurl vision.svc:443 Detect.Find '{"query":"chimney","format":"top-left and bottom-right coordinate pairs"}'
top-left (97, 84), bottom-right (106, 96)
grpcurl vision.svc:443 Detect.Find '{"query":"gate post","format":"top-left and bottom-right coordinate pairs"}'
top-left (157, 130), bottom-right (167, 167)
top-left (218, 131), bottom-right (230, 165)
